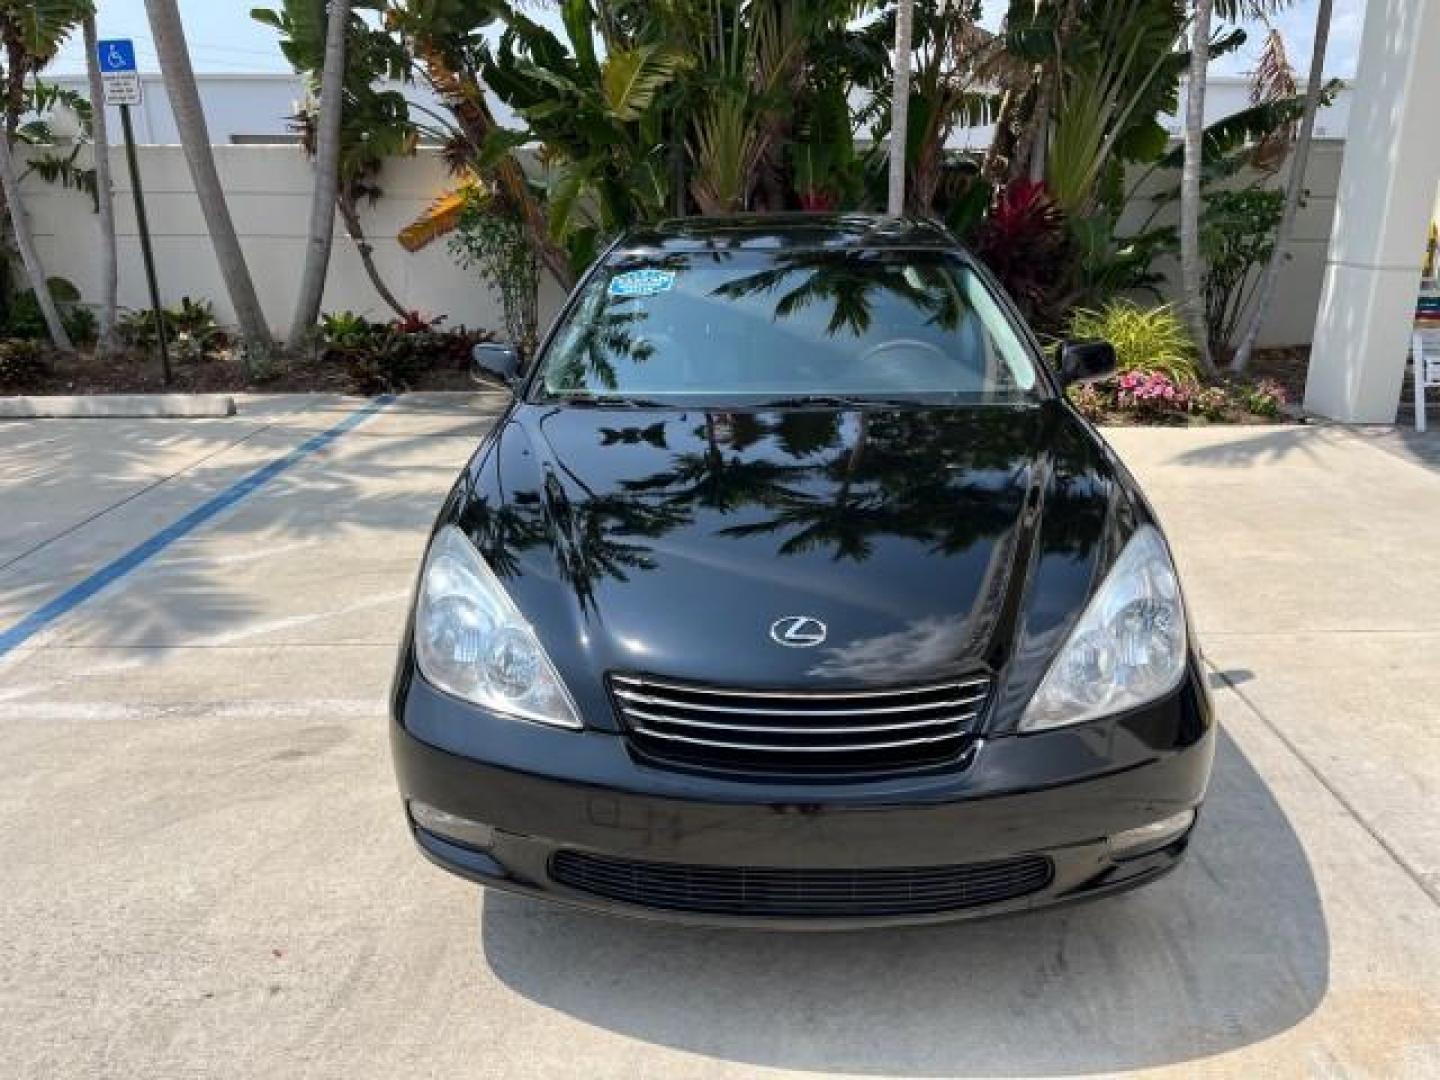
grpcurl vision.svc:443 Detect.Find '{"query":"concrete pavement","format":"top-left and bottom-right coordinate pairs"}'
top-left (0, 399), bottom-right (1436, 1078)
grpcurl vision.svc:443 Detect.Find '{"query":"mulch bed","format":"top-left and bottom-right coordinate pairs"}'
top-left (8, 345), bottom-right (476, 396)
top-left (1246, 345), bottom-right (1309, 405)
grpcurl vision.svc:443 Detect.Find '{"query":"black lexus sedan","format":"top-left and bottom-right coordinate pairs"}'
top-left (389, 213), bottom-right (1214, 928)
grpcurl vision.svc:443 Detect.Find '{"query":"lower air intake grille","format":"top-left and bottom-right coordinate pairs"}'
top-left (609, 672), bottom-right (992, 774)
top-left (550, 850), bottom-right (1054, 918)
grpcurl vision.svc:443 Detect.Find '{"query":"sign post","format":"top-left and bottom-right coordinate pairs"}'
top-left (98, 39), bottom-right (170, 385)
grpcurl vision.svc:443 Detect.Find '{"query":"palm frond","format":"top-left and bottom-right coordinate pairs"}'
top-left (600, 45), bottom-right (690, 123)
top-left (398, 185), bottom-right (471, 252)
top-left (11, 0), bottom-right (89, 60)
top-left (1248, 27), bottom-right (1298, 171)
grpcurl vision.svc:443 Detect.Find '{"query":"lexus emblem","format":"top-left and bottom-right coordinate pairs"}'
top-left (770, 615), bottom-right (827, 648)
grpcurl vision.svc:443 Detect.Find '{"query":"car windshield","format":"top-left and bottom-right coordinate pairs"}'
top-left (534, 248), bottom-right (1041, 405)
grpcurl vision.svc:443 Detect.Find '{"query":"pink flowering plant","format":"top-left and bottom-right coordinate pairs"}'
top-left (1113, 371), bottom-right (1193, 420)
top-left (1240, 378), bottom-right (1288, 418)
top-left (1065, 380), bottom-right (1110, 421)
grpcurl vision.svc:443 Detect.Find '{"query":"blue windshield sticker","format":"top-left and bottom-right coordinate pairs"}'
top-left (609, 269), bottom-right (675, 298)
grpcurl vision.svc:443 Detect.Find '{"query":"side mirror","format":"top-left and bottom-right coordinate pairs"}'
top-left (1059, 340), bottom-right (1117, 387)
top-left (471, 342), bottom-right (521, 387)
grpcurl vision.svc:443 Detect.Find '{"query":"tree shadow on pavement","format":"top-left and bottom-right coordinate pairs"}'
top-left (1162, 426), bottom-right (1327, 469)
top-left (480, 730), bottom-right (1327, 1076)
top-left (0, 397), bottom-right (501, 656)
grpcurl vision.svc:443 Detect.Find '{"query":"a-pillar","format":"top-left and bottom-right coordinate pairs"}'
top-left (1304, 0), bottom-right (1440, 422)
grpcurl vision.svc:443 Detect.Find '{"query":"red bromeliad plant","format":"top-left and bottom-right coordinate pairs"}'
top-left (971, 180), bottom-right (1069, 329)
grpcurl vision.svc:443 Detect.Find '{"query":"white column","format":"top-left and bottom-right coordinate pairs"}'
top-left (1304, 0), bottom-right (1440, 423)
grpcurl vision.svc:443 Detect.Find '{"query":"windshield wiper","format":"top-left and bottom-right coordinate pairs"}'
top-left (557, 394), bottom-right (666, 408)
top-left (754, 394), bottom-right (926, 409)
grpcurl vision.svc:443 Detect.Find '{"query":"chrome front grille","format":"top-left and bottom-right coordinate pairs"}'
top-left (609, 673), bottom-right (991, 773)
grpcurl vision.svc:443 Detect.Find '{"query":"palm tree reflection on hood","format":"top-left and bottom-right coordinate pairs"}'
top-left (462, 408), bottom-right (1063, 617)
top-left (717, 410), bottom-right (1027, 563)
top-left (465, 466), bottom-right (693, 615)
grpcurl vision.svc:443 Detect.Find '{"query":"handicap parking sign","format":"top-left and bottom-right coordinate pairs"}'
top-left (97, 39), bottom-right (141, 105)
top-left (98, 39), bottom-right (137, 72)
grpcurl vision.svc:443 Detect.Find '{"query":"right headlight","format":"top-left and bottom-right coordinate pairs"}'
top-left (1020, 525), bottom-right (1187, 732)
top-left (414, 525), bottom-right (581, 729)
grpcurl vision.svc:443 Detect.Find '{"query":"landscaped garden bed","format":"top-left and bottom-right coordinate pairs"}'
top-left (1056, 300), bottom-right (1295, 425)
top-left (0, 307), bottom-right (496, 397)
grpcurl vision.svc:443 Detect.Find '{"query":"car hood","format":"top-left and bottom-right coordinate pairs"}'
top-left (451, 401), bottom-right (1123, 732)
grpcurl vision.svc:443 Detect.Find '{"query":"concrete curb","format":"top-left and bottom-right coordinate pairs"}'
top-left (0, 394), bottom-right (237, 419)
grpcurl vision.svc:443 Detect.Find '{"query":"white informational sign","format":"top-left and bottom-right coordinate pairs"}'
top-left (97, 39), bottom-right (141, 107)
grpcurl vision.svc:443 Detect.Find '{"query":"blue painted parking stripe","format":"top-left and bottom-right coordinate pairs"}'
top-left (0, 396), bottom-right (395, 660)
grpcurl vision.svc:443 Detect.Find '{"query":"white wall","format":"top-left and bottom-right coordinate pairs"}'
top-left (17, 140), bottom-right (1339, 348)
top-left (43, 72), bottom-right (1354, 149)
top-left (44, 73), bottom-right (305, 145)
top-left (18, 144), bottom-right (564, 336)
top-left (40, 72), bottom-right (513, 146)
top-left (1122, 140), bottom-right (1345, 347)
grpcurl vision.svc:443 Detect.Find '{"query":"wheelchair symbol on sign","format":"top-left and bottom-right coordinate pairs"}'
top-left (107, 44), bottom-right (126, 69)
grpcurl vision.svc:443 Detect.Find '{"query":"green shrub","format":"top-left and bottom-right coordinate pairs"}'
top-left (1189, 385), bottom-right (1230, 421)
top-left (1201, 188), bottom-right (1284, 356)
top-left (117, 297), bottom-right (226, 360)
top-left (320, 310), bottom-right (384, 353)
top-left (0, 339), bottom-right (52, 390)
top-left (1239, 377), bottom-right (1287, 418)
top-left (1066, 381), bottom-right (1109, 422)
top-left (343, 332), bottom-right (428, 394)
top-left (321, 310), bottom-right (490, 393)
top-left (3, 277), bottom-right (96, 344)
top-left (448, 192), bottom-right (539, 355)
top-left (1066, 300), bottom-right (1198, 385)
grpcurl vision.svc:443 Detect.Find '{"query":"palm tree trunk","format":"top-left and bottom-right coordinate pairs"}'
top-left (1021, 63), bottom-right (1054, 184)
top-left (982, 88), bottom-right (1015, 183)
top-left (1230, 0), bottom-right (1333, 373)
top-left (288, 0), bottom-right (349, 350)
top-left (1179, 0), bottom-right (1215, 372)
top-left (336, 192), bottom-right (407, 320)
top-left (144, 0), bottom-right (272, 350)
top-left (0, 132), bottom-right (72, 351)
top-left (886, 0), bottom-right (915, 216)
top-left (83, 16), bottom-right (118, 354)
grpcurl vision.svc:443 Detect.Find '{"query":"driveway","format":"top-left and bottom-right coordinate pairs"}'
top-left (0, 398), bottom-right (1436, 1078)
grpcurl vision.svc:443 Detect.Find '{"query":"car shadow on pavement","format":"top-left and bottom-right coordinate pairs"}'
top-left (479, 730), bottom-right (1327, 1076)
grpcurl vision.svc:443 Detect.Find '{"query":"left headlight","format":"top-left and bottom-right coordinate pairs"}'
top-left (1020, 525), bottom-right (1187, 732)
top-left (414, 525), bottom-right (582, 729)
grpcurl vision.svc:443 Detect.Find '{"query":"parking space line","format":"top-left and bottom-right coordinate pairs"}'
top-left (0, 423), bottom-right (276, 576)
top-left (0, 396), bottom-right (394, 661)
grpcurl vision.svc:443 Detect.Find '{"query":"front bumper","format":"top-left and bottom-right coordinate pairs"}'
top-left (390, 662), bottom-right (1215, 929)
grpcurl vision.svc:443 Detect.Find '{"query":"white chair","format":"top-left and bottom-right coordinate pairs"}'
top-left (1414, 330), bottom-right (1440, 433)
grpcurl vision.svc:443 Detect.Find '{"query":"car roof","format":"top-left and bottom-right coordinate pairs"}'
top-left (615, 213), bottom-right (962, 256)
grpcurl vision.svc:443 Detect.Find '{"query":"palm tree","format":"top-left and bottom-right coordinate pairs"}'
top-left (143, 0), bottom-right (272, 350)
top-left (288, 0), bottom-right (349, 349)
top-left (0, 128), bottom-right (71, 349)
top-left (886, 0), bottom-right (915, 215)
top-left (1179, 0), bottom-right (1216, 372)
top-left (0, 0), bottom-right (92, 351)
top-left (1230, 0), bottom-right (1333, 373)
top-left (257, 1), bottom-right (417, 320)
top-left (387, 0), bottom-right (574, 288)
top-left (82, 13), bottom-right (117, 353)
